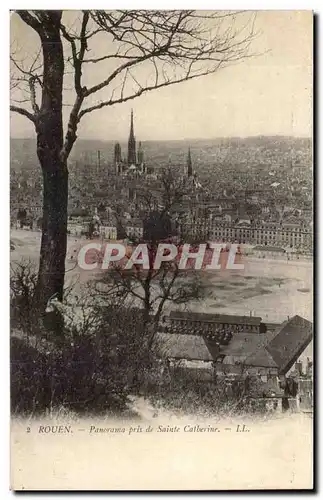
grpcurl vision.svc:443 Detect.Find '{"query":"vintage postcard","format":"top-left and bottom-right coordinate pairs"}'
top-left (10, 9), bottom-right (313, 490)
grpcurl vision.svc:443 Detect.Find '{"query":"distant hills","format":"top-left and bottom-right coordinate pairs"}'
top-left (10, 136), bottom-right (312, 171)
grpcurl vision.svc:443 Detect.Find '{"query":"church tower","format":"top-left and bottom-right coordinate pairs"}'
top-left (187, 147), bottom-right (193, 177)
top-left (114, 142), bottom-right (122, 175)
top-left (114, 142), bottom-right (122, 164)
top-left (137, 141), bottom-right (144, 165)
top-left (127, 109), bottom-right (136, 165)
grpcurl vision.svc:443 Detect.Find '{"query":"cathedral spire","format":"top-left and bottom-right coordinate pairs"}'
top-left (130, 109), bottom-right (134, 135)
top-left (128, 109), bottom-right (136, 165)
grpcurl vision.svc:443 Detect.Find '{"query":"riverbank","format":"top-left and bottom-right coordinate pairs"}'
top-left (10, 229), bottom-right (313, 324)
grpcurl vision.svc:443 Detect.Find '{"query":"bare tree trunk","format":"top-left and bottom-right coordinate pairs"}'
top-left (36, 161), bottom-right (68, 307)
top-left (34, 13), bottom-right (66, 309)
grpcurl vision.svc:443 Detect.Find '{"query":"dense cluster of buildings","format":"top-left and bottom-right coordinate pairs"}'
top-left (66, 210), bottom-right (312, 255)
top-left (156, 311), bottom-right (313, 411)
top-left (11, 112), bottom-right (313, 254)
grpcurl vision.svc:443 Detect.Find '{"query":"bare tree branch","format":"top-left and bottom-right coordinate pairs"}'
top-left (11, 9), bottom-right (259, 159)
top-left (78, 66), bottom-right (219, 118)
top-left (16, 10), bottom-right (44, 34)
top-left (75, 10), bottom-right (258, 120)
top-left (10, 105), bottom-right (36, 124)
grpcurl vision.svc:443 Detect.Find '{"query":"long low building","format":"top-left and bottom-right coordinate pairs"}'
top-left (180, 219), bottom-right (312, 250)
top-left (164, 311), bottom-right (266, 334)
top-left (155, 315), bottom-right (313, 380)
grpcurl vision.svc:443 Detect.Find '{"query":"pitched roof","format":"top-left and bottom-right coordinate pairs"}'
top-left (154, 332), bottom-right (213, 361)
top-left (155, 315), bottom-right (313, 371)
top-left (266, 315), bottom-right (313, 374)
top-left (220, 333), bottom-right (275, 358)
top-left (245, 347), bottom-right (278, 368)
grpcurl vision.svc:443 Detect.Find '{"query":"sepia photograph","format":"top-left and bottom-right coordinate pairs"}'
top-left (9, 8), bottom-right (313, 491)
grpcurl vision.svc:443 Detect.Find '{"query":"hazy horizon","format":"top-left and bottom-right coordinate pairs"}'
top-left (10, 134), bottom-right (312, 142)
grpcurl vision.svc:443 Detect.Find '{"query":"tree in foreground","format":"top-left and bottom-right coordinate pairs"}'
top-left (10, 10), bottom-right (258, 309)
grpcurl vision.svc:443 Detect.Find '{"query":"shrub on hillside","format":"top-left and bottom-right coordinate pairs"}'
top-left (10, 300), bottom-right (153, 417)
top-left (10, 260), bottom-right (39, 336)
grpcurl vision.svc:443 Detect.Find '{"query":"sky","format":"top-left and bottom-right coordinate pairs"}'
top-left (10, 10), bottom-right (312, 141)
